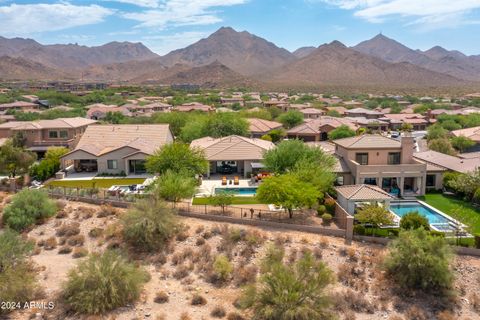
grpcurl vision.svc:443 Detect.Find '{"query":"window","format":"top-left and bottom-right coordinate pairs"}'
top-left (388, 152), bottom-right (401, 165)
top-left (48, 131), bottom-right (58, 139)
top-left (336, 176), bottom-right (344, 186)
top-left (355, 153), bottom-right (368, 165)
top-left (363, 178), bottom-right (377, 185)
top-left (107, 160), bottom-right (118, 170)
top-left (426, 175), bottom-right (436, 187)
top-left (59, 130), bottom-right (68, 138)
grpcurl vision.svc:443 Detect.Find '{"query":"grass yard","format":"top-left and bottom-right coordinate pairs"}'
top-left (46, 178), bottom-right (146, 189)
top-left (192, 196), bottom-right (263, 205)
top-left (417, 193), bottom-right (480, 235)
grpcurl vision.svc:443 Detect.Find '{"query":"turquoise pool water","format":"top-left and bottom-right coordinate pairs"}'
top-left (390, 201), bottom-right (450, 225)
top-left (215, 187), bottom-right (257, 196)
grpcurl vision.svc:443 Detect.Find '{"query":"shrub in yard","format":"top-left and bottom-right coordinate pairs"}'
top-left (240, 252), bottom-right (335, 319)
top-left (353, 224), bottom-right (366, 235)
top-left (399, 211), bottom-right (430, 231)
top-left (154, 291), bottom-right (169, 304)
top-left (122, 197), bottom-right (179, 252)
top-left (317, 205), bottom-right (326, 215)
top-left (321, 213), bottom-right (333, 225)
top-left (324, 198), bottom-right (336, 213)
top-left (191, 293), bottom-right (207, 306)
top-left (63, 250), bottom-right (148, 315)
top-left (2, 189), bottom-right (57, 231)
top-left (0, 229), bottom-right (37, 315)
top-left (212, 254), bottom-right (233, 283)
top-left (383, 228), bottom-right (453, 294)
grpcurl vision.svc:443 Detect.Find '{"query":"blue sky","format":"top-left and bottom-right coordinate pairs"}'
top-left (1, 0), bottom-right (480, 55)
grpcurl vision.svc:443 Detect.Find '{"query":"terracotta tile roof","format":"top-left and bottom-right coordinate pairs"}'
top-left (190, 135), bottom-right (274, 161)
top-left (0, 101), bottom-right (38, 109)
top-left (300, 108), bottom-right (325, 115)
top-left (345, 107), bottom-right (383, 116)
top-left (335, 184), bottom-right (394, 200)
top-left (247, 118), bottom-right (283, 134)
top-left (333, 134), bottom-right (401, 149)
top-left (451, 126), bottom-right (480, 142)
top-left (0, 117), bottom-right (97, 130)
top-left (70, 124), bottom-right (173, 157)
top-left (413, 150), bottom-right (479, 174)
top-left (174, 102), bottom-right (214, 112)
top-left (287, 117), bottom-right (358, 135)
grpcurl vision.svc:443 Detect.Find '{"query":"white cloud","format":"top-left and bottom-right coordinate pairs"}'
top-left (123, 0), bottom-right (247, 29)
top-left (320, 0), bottom-right (480, 29)
top-left (104, 0), bottom-right (161, 8)
top-left (0, 3), bottom-right (114, 36)
top-left (142, 31), bottom-right (208, 54)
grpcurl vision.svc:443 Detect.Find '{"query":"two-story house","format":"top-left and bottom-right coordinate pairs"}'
top-left (332, 134), bottom-right (427, 196)
top-left (0, 117), bottom-right (97, 155)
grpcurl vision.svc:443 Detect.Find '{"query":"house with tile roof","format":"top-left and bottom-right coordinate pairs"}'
top-left (451, 126), bottom-right (480, 144)
top-left (61, 124), bottom-right (173, 175)
top-left (247, 118), bottom-right (283, 138)
top-left (190, 135), bottom-right (274, 178)
top-left (287, 117), bottom-right (359, 142)
top-left (0, 117), bottom-right (97, 154)
top-left (300, 108), bottom-right (325, 119)
top-left (332, 134), bottom-right (427, 196)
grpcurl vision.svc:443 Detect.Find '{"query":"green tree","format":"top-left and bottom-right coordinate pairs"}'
top-left (427, 124), bottom-right (448, 141)
top-left (262, 139), bottom-right (335, 174)
top-left (441, 120), bottom-right (462, 131)
top-left (276, 110), bottom-right (304, 129)
top-left (451, 135), bottom-right (475, 153)
top-left (122, 196), bottom-right (179, 252)
top-left (30, 147), bottom-right (69, 181)
top-left (428, 138), bottom-right (456, 156)
top-left (104, 111), bottom-right (126, 124)
top-left (146, 142), bottom-right (208, 176)
top-left (240, 252), bottom-right (335, 320)
top-left (383, 228), bottom-right (453, 294)
top-left (400, 123), bottom-right (413, 132)
top-left (257, 174), bottom-right (320, 218)
top-left (265, 128), bottom-right (286, 143)
top-left (209, 191), bottom-right (234, 214)
top-left (3, 189), bottom-right (57, 231)
top-left (328, 125), bottom-right (356, 140)
top-left (0, 140), bottom-right (36, 178)
top-left (155, 170), bottom-right (196, 205)
top-left (180, 113), bottom-right (249, 142)
top-left (326, 110), bottom-right (341, 117)
top-left (63, 251), bottom-right (148, 315)
top-left (355, 204), bottom-right (395, 236)
top-left (399, 211), bottom-right (430, 230)
top-left (292, 158), bottom-right (336, 196)
top-left (152, 112), bottom-right (192, 136)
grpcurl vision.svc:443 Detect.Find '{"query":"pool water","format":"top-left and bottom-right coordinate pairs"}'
top-left (390, 202), bottom-right (450, 225)
top-left (215, 187), bottom-right (257, 196)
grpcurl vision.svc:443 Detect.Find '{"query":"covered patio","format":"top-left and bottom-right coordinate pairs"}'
top-left (335, 184), bottom-right (395, 215)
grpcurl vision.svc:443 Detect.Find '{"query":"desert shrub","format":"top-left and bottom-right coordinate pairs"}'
top-left (63, 250), bottom-right (148, 315)
top-left (176, 230), bottom-right (189, 242)
top-left (383, 228), bottom-right (453, 294)
top-left (180, 312), bottom-right (192, 320)
top-left (321, 213), bottom-right (333, 225)
top-left (191, 294), bottom-right (207, 306)
top-left (195, 225), bottom-right (204, 234)
top-left (173, 264), bottom-right (191, 279)
top-left (245, 229), bottom-right (266, 246)
top-left (56, 222), bottom-right (80, 237)
top-left (122, 197), bottom-right (179, 252)
top-left (260, 244), bottom-right (285, 273)
top-left (317, 205), bottom-right (326, 215)
top-left (58, 246), bottom-right (72, 254)
top-left (211, 305), bottom-right (227, 318)
top-left (97, 204), bottom-right (118, 218)
top-left (44, 236), bottom-right (57, 250)
top-left (72, 247), bottom-right (88, 258)
top-left (0, 230), bottom-right (37, 315)
top-left (56, 199), bottom-right (67, 210)
top-left (399, 211), bottom-right (430, 230)
top-left (436, 310), bottom-right (456, 320)
top-left (56, 210), bottom-right (68, 219)
top-left (405, 306), bottom-right (428, 320)
top-left (240, 252), bottom-right (335, 319)
top-left (154, 291), bottom-right (169, 304)
top-left (211, 254), bottom-right (233, 283)
top-left (333, 289), bottom-right (375, 313)
top-left (67, 234), bottom-right (85, 247)
top-left (88, 227), bottom-right (104, 238)
top-left (2, 189), bottom-right (57, 231)
top-left (196, 237), bottom-right (206, 246)
top-left (324, 198), bottom-right (336, 213)
top-left (227, 312), bottom-right (245, 320)
top-left (234, 265), bottom-right (258, 286)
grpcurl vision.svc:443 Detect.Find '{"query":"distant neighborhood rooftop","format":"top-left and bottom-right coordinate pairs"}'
top-left (247, 118), bottom-right (283, 133)
top-left (332, 134), bottom-right (402, 149)
top-left (413, 150), bottom-right (479, 174)
top-left (0, 117), bottom-right (97, 130)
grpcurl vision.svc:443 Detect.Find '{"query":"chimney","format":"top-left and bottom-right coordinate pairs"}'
top-left (400, 133), bottom-right (414, 164)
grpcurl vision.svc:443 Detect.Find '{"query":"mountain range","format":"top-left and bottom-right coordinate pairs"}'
top-left (0, 27), bottom-right (479, 90)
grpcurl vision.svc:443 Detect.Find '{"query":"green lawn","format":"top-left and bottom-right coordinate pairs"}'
top-left (192, 196), bottom-right (263, 205)
top-left (46, 178), bottom-right (146, 189)
top-left (417, 193), bottom-right (480, 235)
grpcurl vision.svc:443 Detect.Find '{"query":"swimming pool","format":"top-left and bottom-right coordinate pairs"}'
top-left (390, 201), bottom-right (458, 231)
top-left (214, 187), bottom-right (257, 196)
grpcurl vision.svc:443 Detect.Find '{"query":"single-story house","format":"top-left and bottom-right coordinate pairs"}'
top-left (190, 135), bottom-right (275, 178)
top-left (61, 124), bottom-right (174, 175)
top-left (247, 118), bottom-right (283, 138)
top-left (300, 108), bottom-right (325, 119)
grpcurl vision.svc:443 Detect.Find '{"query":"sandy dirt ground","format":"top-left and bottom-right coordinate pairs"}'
top-left (2, 198), bottom-right (479, 320)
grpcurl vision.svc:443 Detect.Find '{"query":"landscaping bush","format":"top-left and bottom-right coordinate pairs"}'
top-left (122, 197), bottom-right (179, 252)
top-left (0, 229), bottom-right (37, 315)
top-left (321, 213), bottom-right (333, 225)
top-left (317, 205), bottom-right (326, 215)
top-left (324, 198), bottom-right (336, 213)
top-left (2, 189), bottom-right (57, 231)
top-left (383, 228), bottom-right (453, 294)
top-left (63, 250), bottom-right (148, 315)
top-left (399, 211), bottom-right (430, 230)
top-left (353, 224), bottom-right (366, 235)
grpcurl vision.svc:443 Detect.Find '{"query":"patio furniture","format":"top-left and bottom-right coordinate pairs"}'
top-left (234, 176), bottom-right (239, 185)
top-left (222, 176), bottom-right (227, 185)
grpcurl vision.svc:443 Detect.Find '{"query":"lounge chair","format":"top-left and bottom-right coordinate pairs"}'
top-left (222, 176), bottom-right (227, 186)
top-left (234, 176), bottom-right (239, 185)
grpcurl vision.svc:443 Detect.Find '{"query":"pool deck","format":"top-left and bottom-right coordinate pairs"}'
top-left (196, 177), bottom-right (259, 196)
